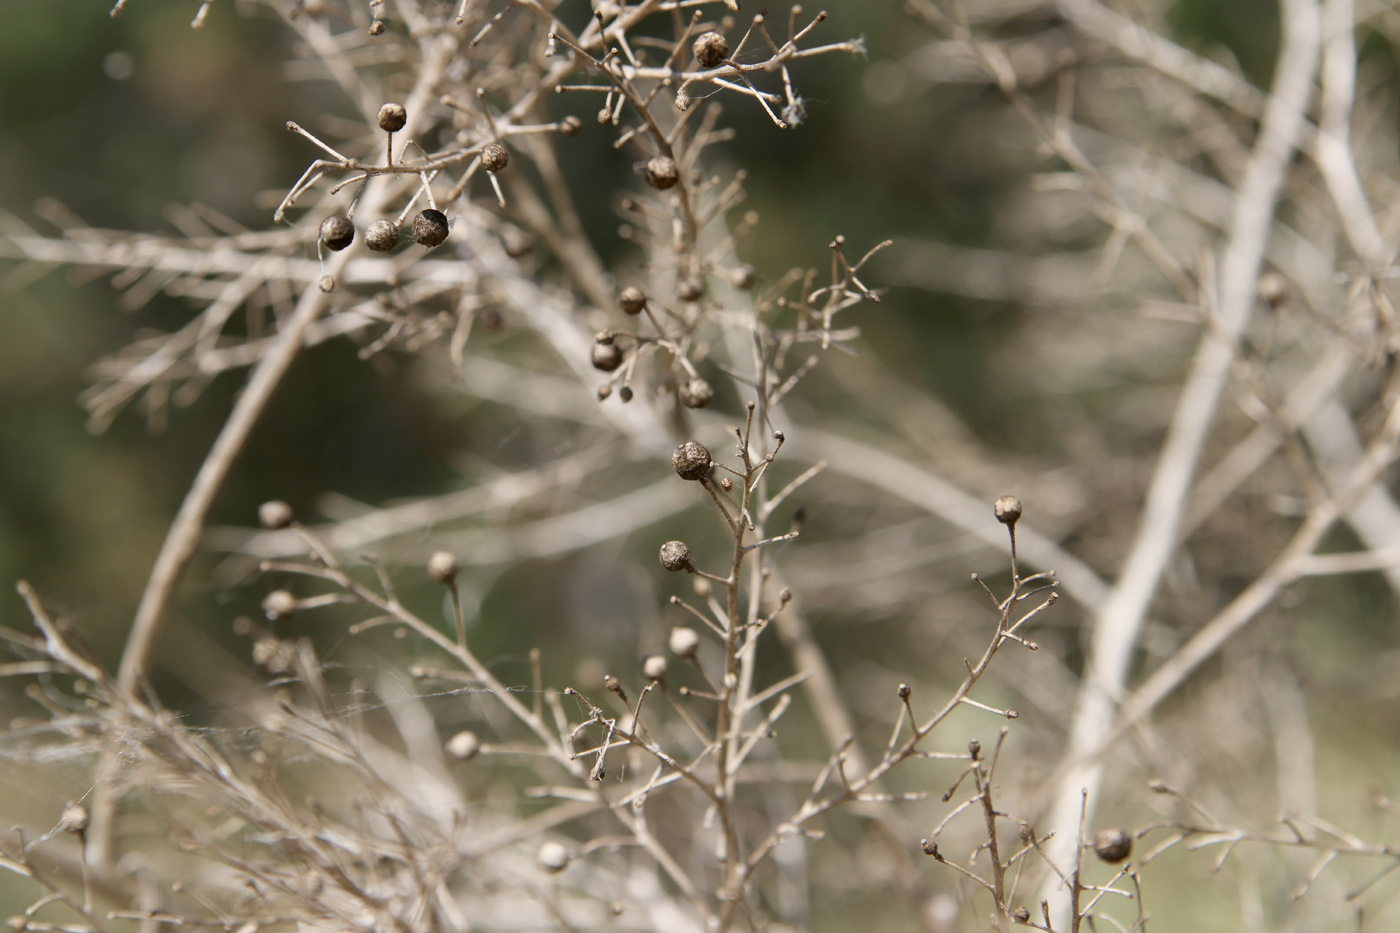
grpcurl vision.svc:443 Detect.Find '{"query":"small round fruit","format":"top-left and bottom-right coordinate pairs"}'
top-left (537, 841), bottom-right (570, 873)
top-left (377, 102), bottom-right (407, 132)
top-left (642, 156), bottom-right (679, 190)
top-left (994, 495), bottom-right (1023, 526)
top-left (642, 655), bottom-right (668, 681)
top-left (592, 342), bottom-right (623, 372)
top-left (669, 626), bottom-right (700, 657)
top-left (320, 214), bottom-right (355, 251)
top-left (692, 31), bottom-right (730, 68)
top-left (481, 143), bottom-right (509, 172)
top-left (679, 378), bottom-right (713, 409)
top-left (258, 500), bottom-right (294, 530)
top-left (672, 441), bottom-right (712, 481)
top-left (446, 730), bottom-right (480, 760)
top-left (659, 540), bottom-right (691, 571)
top-left (412, 209), bottom-right (450, 247)
top-left (619, 286), bottom-right (647, 315)
top-left (1093, 827), bottom-right (1132, 864)
top-left (364, 219), bottom-right (399, 252)
top-left (428, 551), bottom-right (458, 584)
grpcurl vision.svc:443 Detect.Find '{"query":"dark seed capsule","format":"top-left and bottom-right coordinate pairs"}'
top-left (319, 214), bottom-right (355, 251)
top-left (412, 209), bottom-right (449, 248)
top-left (376, 102), bottom-right (407, 132)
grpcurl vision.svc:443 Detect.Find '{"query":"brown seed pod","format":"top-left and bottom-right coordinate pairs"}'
top-left (412, 209), bottom-right (449, 247)
top-left (376, 102), bottom-right (407, 132)
top-left (991, 493), bottom-right (1024, 523)
top-left (1093, 827), bottom-right (1132, 864)
top-left (592, 342), bottom-right (623, 372)
top-left (732, 264), bottom-right (756, 289)
top-left (677, 276), bottom-right (705, 302)
top-left (481, 142), bottom-right (509, 172)
top-left (659, 540), bottom-right (691, 571)
top-left (679, 378), bottom-right (713, 409)
top-left (428, 551), bottom-right (458, 584)
top-left (319, 214), bottom-right (355, 251)
top-left (558, 115), bottom-right (582, 136)
top-left (692, 31), bottom-right (730, 68)
top-left (618, 385), bottom-right (634, 403)
top-left (258, 500), bottom-right (294, 530)
top-left (1012, 907), bottom-right (1030, 923)
top-left (640, 155), bottom-right (679, 190)
top-left (368, 20), bottom-right (385, 35)
top-left (672, 441), bottom-right (712, 481)
top-left (364, 219), bottom-right (399, 252)
top-left (994, 495), bottom-right (1023, 526)
top-left (619, 286), bottom-right (647, 315)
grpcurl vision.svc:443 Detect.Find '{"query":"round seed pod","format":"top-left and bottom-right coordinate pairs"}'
top-left (692, 31), bottom-right (730, 68)
top-left (262, 590), bottom-right (297, 621)
top-left (318, 276), bottom-right (335, 293)
top-left (679, 378), bottom-right (713, 409)
top-left (1012, 907), bottom-right (1030, 923)
top-left (1093, 827), bottom-right (1132, 864)
top-left (619, 286), bottom-right (648, 315)
top-left (559, 115), bottom-right (582, 136)
top-left (659, 540), bottom-right (691, 571)
top-left (368, 20), bottom-right (385, 35)
top-left (592, 342), bottom-right (623, 372)
top-left (376, 102), bottom-right (407, 132)
top-left (733, 264), bottom-right (756, 290)
top-left (677, 276), bottom-right (705, 301)
top-left (258, 500), bottom-right (294, 530)
top-left (428, 551), bottom-right (458, 584)
top-left (320, 214), bottom-right (355, 251)
top-left (672, 441), bottom-right (712, 481)
top-left (669, 626), bottom-right (700, 658)
top-left (618, 385), bottom-right (633, 402)
top-left (412, 209), bottom-right (450, 248)
top-left (642, 654), bottom-right (668, 682)
top-left (641, 155), bottom-right (679, 190)
top-left (364, 219), bottom-right (399, 252)
top-left (481, 143), bottom-right (509, 172)
top-left (994, 495), bottom-right (1023, 526)
top-left (446, 730), bottom-right (480, 760)
top-left (537, 841), bottom-right (570, 873)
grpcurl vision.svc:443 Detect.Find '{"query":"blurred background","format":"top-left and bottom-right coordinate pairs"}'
top-left (4, 0), bottom-right (1400, 929)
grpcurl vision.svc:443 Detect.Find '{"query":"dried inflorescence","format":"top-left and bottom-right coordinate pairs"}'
top-left (16, 0), bottom-right (1400, 931)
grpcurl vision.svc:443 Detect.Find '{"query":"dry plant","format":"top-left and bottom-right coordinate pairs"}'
top-left (7, 0), bottom-right (1400, 930)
